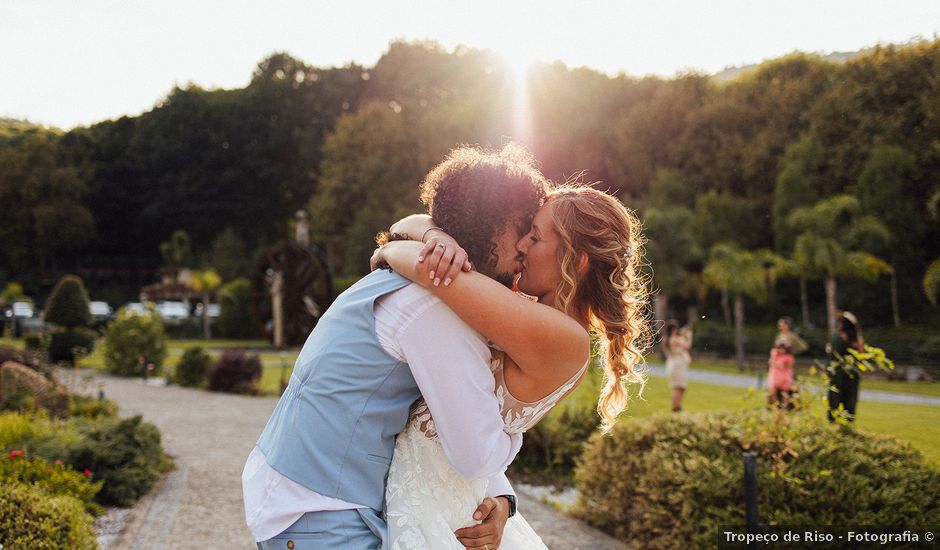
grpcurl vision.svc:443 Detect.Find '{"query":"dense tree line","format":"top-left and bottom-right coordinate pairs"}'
top-left (1, 39), bottom-right (938, 326)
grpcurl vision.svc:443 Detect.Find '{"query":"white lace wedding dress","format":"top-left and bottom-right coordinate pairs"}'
top-left (386, 353), bottom-right (588, 549)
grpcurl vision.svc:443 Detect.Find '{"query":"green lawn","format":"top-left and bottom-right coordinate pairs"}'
top-left (670, 357), bottom-right (940, 399)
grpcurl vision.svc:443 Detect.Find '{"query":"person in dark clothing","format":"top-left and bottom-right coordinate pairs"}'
top-left (826, 311), bottom-right (864, 422)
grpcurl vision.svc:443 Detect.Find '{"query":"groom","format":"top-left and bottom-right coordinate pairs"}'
top-left (243, 144), bottom-right (549, 549)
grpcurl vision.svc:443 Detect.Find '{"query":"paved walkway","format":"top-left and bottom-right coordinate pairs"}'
top-left (71, 371), bottom-right (626, 550)
top-left (646, 364), bottom-right (940, 407)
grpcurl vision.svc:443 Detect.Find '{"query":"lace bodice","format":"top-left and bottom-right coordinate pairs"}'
top-left (490, 351), bottom-right (588, 433)
top-left (407, 352), bottom-right (589, 438)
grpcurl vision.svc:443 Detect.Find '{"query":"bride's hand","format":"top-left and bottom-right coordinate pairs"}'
top-left (370, 246), bottom-right (390, 272)
top-left (419, 232), bottom-right (472, 287)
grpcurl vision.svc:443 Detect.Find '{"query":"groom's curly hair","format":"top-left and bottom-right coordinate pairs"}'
top-left (419, 143), bottom-right (549, 273)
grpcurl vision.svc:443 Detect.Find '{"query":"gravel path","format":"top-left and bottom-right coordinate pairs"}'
top-left (71, 371), bottom-right (626, 549)
top-left (646, 364), bottom-right (940, 407)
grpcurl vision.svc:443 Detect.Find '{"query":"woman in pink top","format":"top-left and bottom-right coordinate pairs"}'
top-left (767, 341), bottom-right (795, 409)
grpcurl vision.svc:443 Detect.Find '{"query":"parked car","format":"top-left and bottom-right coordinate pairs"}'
top-left (155, 301), bottom-right (190, 324)
top-left (89, 301), bottom-right (114, 325)
top-left (7, 301), bottom-right (34, 319)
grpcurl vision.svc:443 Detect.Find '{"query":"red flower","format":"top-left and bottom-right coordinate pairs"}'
top-left (9, 450), bottom-right (24, 459)
top-left (54, 459), bottom-right (63, 465)
top-left (83, 468), bottom-right (92, 477)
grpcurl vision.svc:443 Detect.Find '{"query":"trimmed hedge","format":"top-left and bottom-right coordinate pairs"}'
top-left (574, 411), bottom-right (940, 549)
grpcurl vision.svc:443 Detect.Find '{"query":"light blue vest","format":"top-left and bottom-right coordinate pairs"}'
top-left (256, 270), bottom-right (420, 511)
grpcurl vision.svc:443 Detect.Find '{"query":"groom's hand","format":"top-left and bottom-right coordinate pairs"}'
top-left (454, 496), bottom-right (509, 549)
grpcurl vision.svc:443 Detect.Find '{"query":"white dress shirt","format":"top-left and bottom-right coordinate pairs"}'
top-left (243, 283), bottom-right (520, 542)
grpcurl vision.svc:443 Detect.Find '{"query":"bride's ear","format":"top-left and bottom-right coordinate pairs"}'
top-left (577, 251), bottom-right (589, 276)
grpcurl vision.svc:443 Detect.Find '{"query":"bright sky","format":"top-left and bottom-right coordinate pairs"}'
top-left (2, 0), bottom-right (938, 129)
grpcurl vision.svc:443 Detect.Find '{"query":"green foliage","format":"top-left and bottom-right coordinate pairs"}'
top-left (46, 328), bottom-right (96, 364)
top-left (510, 405), bottom-right (600, 486)
top-left (574, 411), bottom-right (940, 548)
top-left (159, 229), bottom-right (192, 269)
top-left (102, 309), bottom-right (167, 376)
top-left (208, 351), bottom-right (262, 394)
top-left (176, 347), bottom-right (211, 388)
top-left (67, 395), bottom-right (118, 420)
top-left (0, 132), bottom-right (95, 274)
top-left (216, 278), bottom-right (259, 339)
top-left (210, 227), bottom-right (249, 280)
top-left (925, 258), bottom-right (940, 306)
top-left (642, 206), bottom-right (702, 297)
top-left (0, 281), bottom-right (27, 305)
top-left (692, 190), bottom-right (762, 250)
top-left (0, 482), bottom-right (98, 550)
top-left (772, 137), bottom-right (824, 252)
top-left (332, 275), bottom-right (362, 296)
top-left (43, 275), bottom-right (92, 329)
top-left (1, 452), bottom-right (102, 515)
top-left (65, 415), bottom-right (171, 507)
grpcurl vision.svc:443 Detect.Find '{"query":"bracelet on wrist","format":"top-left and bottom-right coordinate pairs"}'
top-left (421, 226), bottom-right (445, 242)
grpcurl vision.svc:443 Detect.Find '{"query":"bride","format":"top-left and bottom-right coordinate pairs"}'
top-left (372, 186), bottom-right (651, 548)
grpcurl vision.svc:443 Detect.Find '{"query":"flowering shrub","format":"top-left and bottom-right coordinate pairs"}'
top-left (103, 307), bottom-right (167, 377)
top-left (1, 450), bottom-right (101, 515)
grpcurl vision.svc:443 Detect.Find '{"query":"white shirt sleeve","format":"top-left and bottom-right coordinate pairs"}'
top-left (486, 470), bottom-right (514, 499)
top-left (393, 295), bottom-right (523, 480)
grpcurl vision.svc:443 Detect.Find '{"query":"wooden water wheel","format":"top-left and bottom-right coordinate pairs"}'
top-left (250, 240), bottom-right (333, 346)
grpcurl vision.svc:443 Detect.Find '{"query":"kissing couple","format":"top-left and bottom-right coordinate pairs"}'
top-left (243, 144), bottom-right (649, 549)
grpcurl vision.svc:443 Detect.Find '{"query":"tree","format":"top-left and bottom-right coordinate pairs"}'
top-left (787, 196), bottom-right (892, 335)
top-left (704, 244), bottom-right (778, 370)
top-left (159, 230), bottom-right (192, 276)
top-left (210, 227), bottom-right (249, 281)
top-left (855, 144), bottom-right (920, 326)
top-left (641, 206), bottom-right (702, 322)
top-left (0, 133), bottom-right (95, 273)
top-left (190, 269), bottom-right (222, 340)
top-left (772, 137), bottom-right (825, 326)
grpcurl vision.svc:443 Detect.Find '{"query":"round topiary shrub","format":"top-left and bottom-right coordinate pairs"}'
top-left (103, 308), bottom-right (167, 377)
top-left (46, 328), bottom-right (96, 364)
top-left (176, 347), bottom-right (211, 388)
top-left (208, 350), bottom-right (262, 394)
top-left (574, 411), bottom-right (940, 549)
top-left (43, 275), bottom-right (92, 329)
top-left (0, 482), bottom-right (98, 550)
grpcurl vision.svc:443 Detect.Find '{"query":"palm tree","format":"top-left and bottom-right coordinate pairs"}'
top-left (787, 196), bottom-right (891, 335)
top-left (704, 244), bottom-right (778, 371)
top-left (190, 269), bottom-right (222, 340)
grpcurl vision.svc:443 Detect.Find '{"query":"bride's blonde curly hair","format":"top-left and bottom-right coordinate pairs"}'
top-left (546, 186), bottom-right (651, 432)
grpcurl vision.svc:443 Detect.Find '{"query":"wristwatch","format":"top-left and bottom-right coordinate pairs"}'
top-left (498, 494), bottom-right (517, 518)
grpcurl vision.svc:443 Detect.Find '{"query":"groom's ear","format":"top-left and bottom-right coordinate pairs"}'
top-left (577, 251), bottom-right (589, 276)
